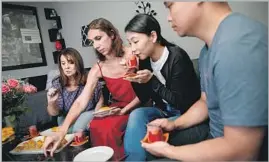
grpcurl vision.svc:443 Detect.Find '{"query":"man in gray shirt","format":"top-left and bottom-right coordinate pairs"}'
top-left (142, 2), bottom-right (268, 161)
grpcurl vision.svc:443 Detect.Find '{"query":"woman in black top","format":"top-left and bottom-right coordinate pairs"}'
top-left (123, 14), bottom-right (207, 161)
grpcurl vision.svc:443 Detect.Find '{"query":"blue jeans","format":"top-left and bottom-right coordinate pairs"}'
top-left (124, 104), bottom-right (181, 161)
top-left (57, 110), bottom-right (94, 133)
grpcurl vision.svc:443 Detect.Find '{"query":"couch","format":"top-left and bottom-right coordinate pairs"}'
top-left (17, 59), bottom-right (267, 161)
top-left (18, 59), bottom-right (200, 130)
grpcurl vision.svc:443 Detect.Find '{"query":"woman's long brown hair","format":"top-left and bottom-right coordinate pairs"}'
top-left (88, 18), bottom-right (124, 61)
top-left (58, 47), bottom-right (87, 87)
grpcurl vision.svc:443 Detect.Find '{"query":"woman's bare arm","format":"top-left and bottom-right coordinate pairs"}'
top-left (60, 64), bottom-right (101, 133)
top-left (121, 96), bottom-right (141, 114)
top-left (95, 93), bottom-right (104, 111)
top-left (47, 90), bottom-right (60, 116)
top-left (47, 102), bottom-right (60, 116)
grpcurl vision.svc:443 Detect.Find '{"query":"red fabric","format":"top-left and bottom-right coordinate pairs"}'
top-left (89, 75), bottom-right (136, 161)
top-left (103, 76), bottom-right (136, 107)
top-left (89, 115), bottom-right (129, 161)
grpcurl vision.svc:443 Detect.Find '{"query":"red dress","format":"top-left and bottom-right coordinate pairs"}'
top-left (88, 63), bottom-right (136, 161)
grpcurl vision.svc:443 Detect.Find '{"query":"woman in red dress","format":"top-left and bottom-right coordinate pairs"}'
top-left (87, 19), bottom-right (140, 160)
top-left (43, 18), bottom-right (146, 160)
top-left (89, 62), bottom-right (136, 160)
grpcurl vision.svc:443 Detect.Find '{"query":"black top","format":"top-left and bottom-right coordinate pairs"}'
top-left (132, 45), bottom-right (201, 114)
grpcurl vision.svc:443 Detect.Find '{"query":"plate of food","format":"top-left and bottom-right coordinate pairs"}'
top-left (2, 127), bottom-right (15, 144)
top-left (93, 106), bottom-right (119, 117)
top-left (70, 136), bottom-right (89, 147)
top-left (123, 72), bottom-right (137, 78)
top-left (70, 130), bottom-right (89, 147)
top-left (9, 134), bottom-right (74, 155)
top-left (39, 126), bottom-right (59, 136)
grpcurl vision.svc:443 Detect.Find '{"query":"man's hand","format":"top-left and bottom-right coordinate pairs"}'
top-left (149, 118), bottom-right (176, 132)
top-left (43, 130), bottom-right (66, 157)
top-left (141, 141), bottom-right (171, 157)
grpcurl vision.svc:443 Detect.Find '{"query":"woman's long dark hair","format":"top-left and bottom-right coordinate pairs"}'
top-left (125, 14), bottom-right (174, 47)
top-left (57, 47), bottom-right (87, 87)
top-left (88, 18), bottom-right (124, 61)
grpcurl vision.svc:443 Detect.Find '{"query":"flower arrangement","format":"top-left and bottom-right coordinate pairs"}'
top-left (2, 78), bottom-right (37, 126)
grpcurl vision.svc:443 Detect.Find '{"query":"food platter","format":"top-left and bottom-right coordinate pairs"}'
top-left (2, 127), bottom-right (15, 144)
top-left (40, 126), bottom-right (59, 136)
top-left (9, 134), bottom-right (74, 155)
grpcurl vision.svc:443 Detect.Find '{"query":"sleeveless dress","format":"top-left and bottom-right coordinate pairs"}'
top-left (88, 62), bottom-right (136, 161)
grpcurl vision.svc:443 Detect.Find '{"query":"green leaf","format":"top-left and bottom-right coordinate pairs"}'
top-left (9, 115), bottom-right (16, 122)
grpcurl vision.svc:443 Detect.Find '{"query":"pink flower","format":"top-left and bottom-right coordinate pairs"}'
top-left (7, 79), bottom-right (19, 89)
top-left (2, 84), bottom-right (10, 94)
top-left (29, 85), bottom-right (37, 93)
top-left (23, 84), bottom-right (37, 93)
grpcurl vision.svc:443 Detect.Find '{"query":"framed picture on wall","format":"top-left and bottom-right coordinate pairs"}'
top-left (2, 3), bottom-right (47, 71)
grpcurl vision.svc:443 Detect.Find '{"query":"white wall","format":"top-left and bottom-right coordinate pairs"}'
top-left (2, 1), bottom-right (268, 79)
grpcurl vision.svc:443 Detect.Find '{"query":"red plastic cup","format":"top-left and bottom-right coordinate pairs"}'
top-left (74, 130), bottom-right (85, 143)
top-left (147, 124), bottom-right (163, 143)
top-left (128, 55), bottom-right (138, 69)
top-left (29, 125), bottom-right (38, 137)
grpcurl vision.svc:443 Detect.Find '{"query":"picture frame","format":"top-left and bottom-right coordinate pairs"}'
top-left (2, 3), bottom-right (47, 71)
top-left (44, 8), bottom-right (58, 20)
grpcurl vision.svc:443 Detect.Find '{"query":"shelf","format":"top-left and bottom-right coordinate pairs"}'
top-left (55, 17), bottom-right (62, 29)
top-left (44, 8), bottom-right (59, 20)
top-left (48, 29), bottom-right (59, 41)
top-left (52, 39), bottom-right (66, 64)
top-left (53, 51), bottom-right (60, 64)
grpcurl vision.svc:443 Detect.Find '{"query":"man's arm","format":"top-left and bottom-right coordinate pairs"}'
top-left (173, 92), bottom-right (208, 129)
top-left (163, 126), bottom-right (266, 161)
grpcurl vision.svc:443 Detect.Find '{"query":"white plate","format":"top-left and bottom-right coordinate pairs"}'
top-left (9, 134), bottom-right (74, 155)
top-left (40, 127), bottom-right (58, 136)
top-left (73, 146), bottom-right (114, 162)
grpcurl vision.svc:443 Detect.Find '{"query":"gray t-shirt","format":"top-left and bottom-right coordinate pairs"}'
top-left (199, 12), bottom-right (268, 138)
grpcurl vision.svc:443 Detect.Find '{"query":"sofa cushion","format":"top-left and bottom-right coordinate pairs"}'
top-left (18, 90), bottom-right (53, 129)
